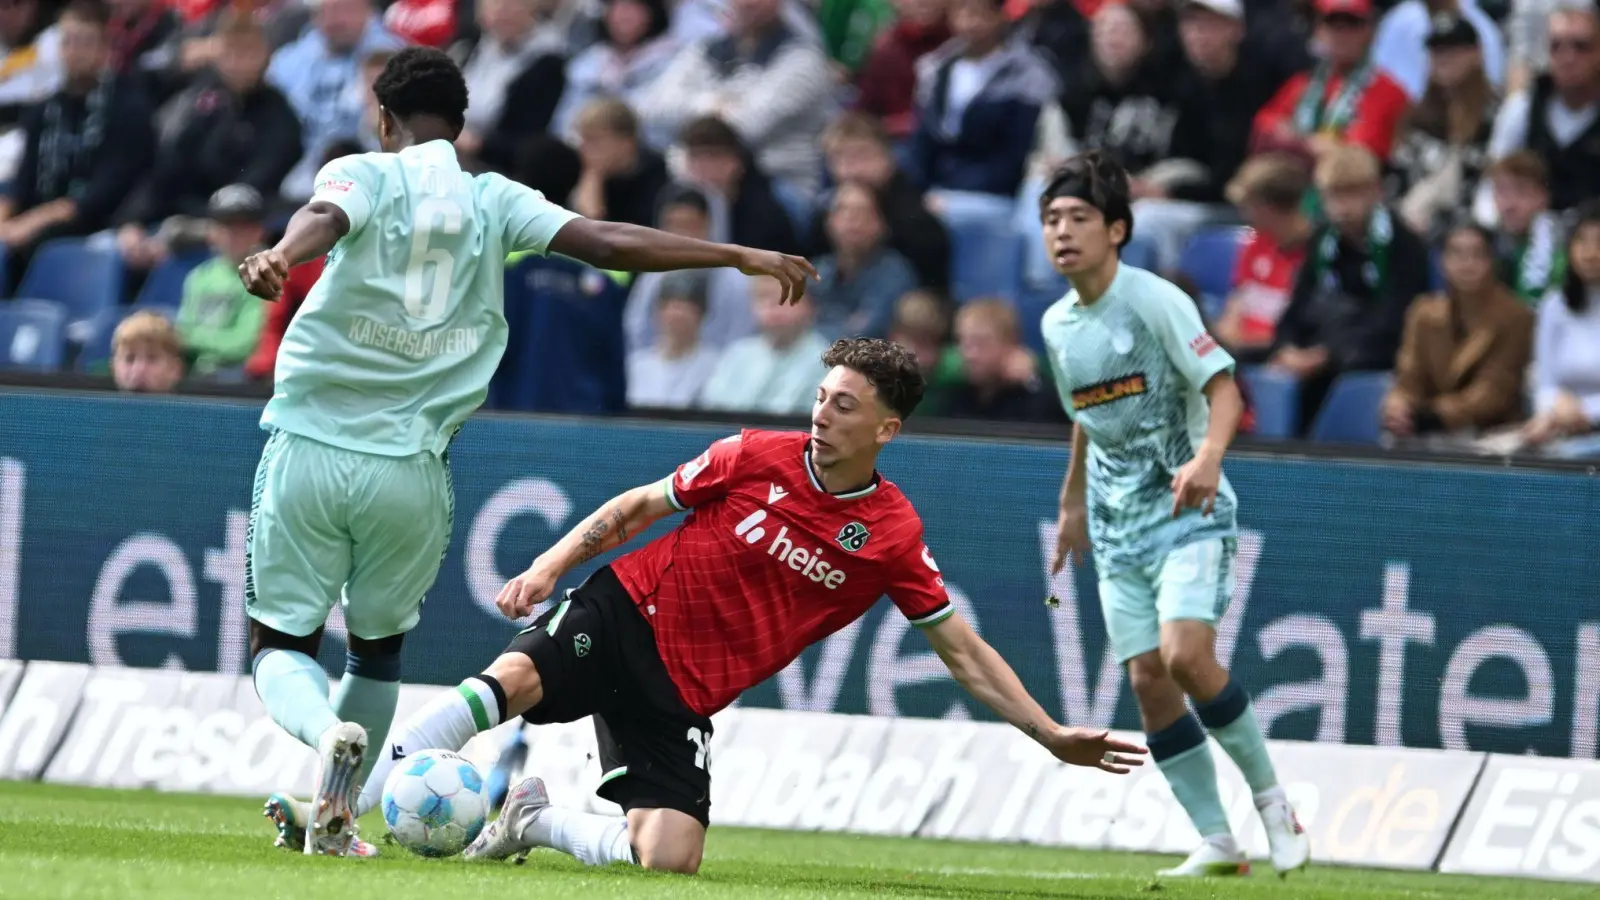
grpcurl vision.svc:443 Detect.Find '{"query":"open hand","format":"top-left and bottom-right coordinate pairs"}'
top-left (1040, 726), bottom-right (1148, 773)
top-left (737, 248), bottom-right (819, 304)
top-left (239, 249), bottom-right (290, 300)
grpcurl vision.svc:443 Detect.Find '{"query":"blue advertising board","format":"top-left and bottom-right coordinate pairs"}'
top-left (2, 389), bottom-right (1597, 758)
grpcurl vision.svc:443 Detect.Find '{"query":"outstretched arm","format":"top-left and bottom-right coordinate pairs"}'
top-left (922, 612), bottom-right (1146, 773)
top-left (548, 218), bottom-right (818, 303)
top-left (238, 201), bottom-right (350, 300)
top-left (495, 479), bottom-right (681, 618)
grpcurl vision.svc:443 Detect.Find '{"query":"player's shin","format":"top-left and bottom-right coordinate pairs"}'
top-left (331, 647), bottom-right (402, 783)
top-left (1148, 713), bottom-right (1233, 842)
top-left (356, 674), bottom-right (508, 816)
top-left (1194, 678), bottom-right (1282, 802)
top-left (252, 648), bottom-right (341, 748)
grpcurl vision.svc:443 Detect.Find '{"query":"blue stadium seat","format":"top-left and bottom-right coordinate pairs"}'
top-left (1311, 372), bottom-right (1392, 444)
top-left (1120, 236), bottom-right (1159, 271)
top-left (1239, 365), bottom-right (1299, 440)
top-left (1178, 226), bottom-right (1246, 306)
top-left (135, 251), bottom-right (210, 308)
top-left (0, 299), bottom-right (67, 371)
top-left (949, 220), bottom-right (1024, 302)
top-left (16, 238), bottom-right (123, 343)
top-left (492, 255), bottom-right (627, 414)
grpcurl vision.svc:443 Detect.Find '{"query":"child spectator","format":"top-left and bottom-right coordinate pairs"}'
top-left (812, 179), bottom-right (918, 340)
top-left (111, 310), bottom-right (185, 393)
top-left (1485, 151), bottom-right (1565, 305)
top-left (699, 275), bottom-right (831, 414)
top-left (931, 296), bottom-right (1064, 421)
top-left (175, 185), bottom-right (269, 379)
top-left (1215, 154), bottom-right (1313, 363)
top-left (626, 271), bottom-right (723, 409)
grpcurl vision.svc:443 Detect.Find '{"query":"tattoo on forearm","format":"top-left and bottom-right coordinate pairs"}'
top-left (575, 506), bottom-right (629, 564)
top-left (1027, 723), bottom-right (1040, 742)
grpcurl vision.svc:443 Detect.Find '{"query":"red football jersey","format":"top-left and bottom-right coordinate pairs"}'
top-left (609, 429), bottom-right (953, 717)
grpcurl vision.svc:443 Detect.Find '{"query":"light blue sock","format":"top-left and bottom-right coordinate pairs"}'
top-left (252, 648), bottom-right (340, 749)
top-left (332, 650), bottom-right (402, 782)
top-left (1196, 679), bottom-right (1280, 796)
top-left (1149, 713), bottom-right (1232, 838)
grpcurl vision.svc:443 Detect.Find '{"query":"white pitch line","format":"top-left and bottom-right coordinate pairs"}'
top-left (934, 866), bottom-right (1109, 880)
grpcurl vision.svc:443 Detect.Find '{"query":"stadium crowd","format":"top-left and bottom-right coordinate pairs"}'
top-left (0, 0), bottom-right (1598, 454)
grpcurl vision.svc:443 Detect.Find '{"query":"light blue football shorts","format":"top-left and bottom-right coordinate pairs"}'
top-left (1098, 537), bottom-right (1237, 663)
top-left (244, 429), bottom-right (454, 641)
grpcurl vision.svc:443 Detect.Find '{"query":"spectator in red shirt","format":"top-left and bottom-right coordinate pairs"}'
top-left (853, 0), bottom-right (951, 138)
top-left (1215, 153), bottom-right (1313, 363)
top-left (1251, 0), bottom-right (1410, 164)
top-left (245, 255), bottom-right (325, 381)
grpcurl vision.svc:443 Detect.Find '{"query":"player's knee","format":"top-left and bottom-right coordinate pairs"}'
top-left (1159, 639), bottom-right (1220, 692)
top-left (636, 842), bottom-right (701, 875)
top-left (346, 633), bottom-right (405, 682)
top-left (483, 652), bottom-right (543, 713)
top-left (1124, 651), bottom-right (1173, 701)
top-left (248, 620), bottom-right (324, 666)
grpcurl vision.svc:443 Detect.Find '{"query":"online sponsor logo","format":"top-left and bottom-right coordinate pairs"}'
top-left (1071, 374), bottom-right (1147, 411)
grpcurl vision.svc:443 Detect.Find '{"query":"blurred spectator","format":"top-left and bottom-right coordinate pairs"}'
top-left (1523, 201), bottom-right (1600, 446)
top-left (1125, 0), bottom-right (1182, 72)
top-left (1270, 145), bottom-right (1431, 431)
top-left (669, 0), bottom-right (825, 48)
top-left (117, 11), bottom-right (301, 270)
top-left (1013, 0), bottom-right (1088, 82)
top-left (819, 0), bottom-right (895, 78)
top-left (1480, 4), bottom-right (1600, 216)
top-left (267, 0), bottom-right (403, 198)
top-left (1505, 0), bottom-right (1557, 93)
top-left (698, 275), bottom-right (831, 414)
top-left (1485, 151), bottom-right (1565, 304)
top-left (245, 255), bottom-right (325, 381)
top-left (352, 47), bottom-right (396, 151)
top-left (571, 98), bottom-right (670, 227)
top-left (811, 179), bottom-right (918, 339)
top-left (112, 309), bottom-right (184, 392)
top-left (676, 115), bottom-right (799, 252)
top-left (853, 0), bottom-right (949, 138)
top-left (1389, 13), bottom-right (1498, 240)
top-left (451, 0), bottom-right (567, 173)
top-left (384, 0), bottom-right (459, 47)
top-left (0, 0), bottom-right (154, 279)
top-left (176, 184), bottom-right (268, 379)
top-left (176, 0), bottom-right (309, 77)
top-left (910, 0), bottom-right (1055, 222)
top-left (1215, 154), bottom-right (1313, 363)
top-left (885, 286), bottom-right (957, 391)
top-left (0, 0), bottom-right (63, 183)
top-left (626, 269), bottom-right (723, 408)
top-left (643, 0), bottom-right (834, 196)
top-left (552, 0), bottom-right (678, 146)
top-left (107, 0), bottom-right (183, 101)
top-left (1252, 0), bottom-right (1411, 165)
top-left (512, 131), bottom-right (583, 205)
top-left (1382, 223), bottom-right (1534, 439)
top-left (1373, 0), bottom-right (1505, 100)
top-left (806, 111), bottom-right (949, 290)
top-left (622, 183), bottom-right (756, 353)
top-left (931, 296), bottom-right (1063, 421)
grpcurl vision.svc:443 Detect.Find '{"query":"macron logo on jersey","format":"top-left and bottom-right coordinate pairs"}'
top-left (733, 509), bottom-right (847, 589)
top-left (768, 484), bottom-right (787, 504)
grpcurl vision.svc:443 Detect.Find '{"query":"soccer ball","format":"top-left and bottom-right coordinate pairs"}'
top-left (381, 749), bottom-right (490, 857)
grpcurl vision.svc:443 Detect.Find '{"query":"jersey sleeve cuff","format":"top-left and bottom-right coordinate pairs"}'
top-left (311, 185), bottom-right (372, 233)
top-left (907, 602), bottom-right (955, 629)
top-left (662, 477), bottom-right (686, 512)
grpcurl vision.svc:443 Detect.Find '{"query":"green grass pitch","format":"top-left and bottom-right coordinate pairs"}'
top-left (0, 781), bottom-right (1592, 900)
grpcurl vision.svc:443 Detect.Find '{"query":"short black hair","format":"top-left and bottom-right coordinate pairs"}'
top-left (513, 135), bottom-right (581, 203)
top-left (1039, 149), bottom-right (1135, 247)
top-left (1562, 200), bottom-right (1600, 315)
top-left (821, 337), bottom-right (925, 419)
top-left (373, 47), bottom-right (469, 132)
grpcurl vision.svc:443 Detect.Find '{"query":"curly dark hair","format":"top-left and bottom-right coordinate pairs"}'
top-left (820, 337), bottom-right (925, 419)
top-left (373, 47), bottom-right (469, 132)
top-left (1039, 149), bottom-right (1134, 247)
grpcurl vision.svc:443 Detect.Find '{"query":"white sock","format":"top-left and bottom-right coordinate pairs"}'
top-left (524, 807), bottom-right (635, 867)
top-left (1203, 833), bottom-right (1241, 854)
top-left (355, 676), bottom-right (503, 817)
top-left (1253, 785), bottom-right (1288, 811)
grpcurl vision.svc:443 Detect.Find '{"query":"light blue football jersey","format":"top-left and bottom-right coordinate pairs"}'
top-left (261, 140), bottom-right (581, 457)
top-left (1040, 264), bottom-right (1238, 575)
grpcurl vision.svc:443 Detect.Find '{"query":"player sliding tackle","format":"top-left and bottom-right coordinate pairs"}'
top-left (307, 338), bottom-right (1147, 873)
top-left (1037, 150), bottom-right (1311, 878)
top-left (235, 46), bottom-right (814, 857)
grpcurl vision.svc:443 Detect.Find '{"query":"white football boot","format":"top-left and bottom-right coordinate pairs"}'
top-left (263, 792), bottom-right (379, 857)
top-left (1259, 795), bottom-right (1312, 877)
top-left (1156, 835), bottom-right (1251, 878)
top-left (464, 776), bottom-right (549, 864)
top-left (305, 722), bottom-right (369, 856)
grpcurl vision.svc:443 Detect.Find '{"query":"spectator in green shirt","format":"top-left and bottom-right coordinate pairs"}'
top-left (176, 185), bottom-right (270, 379)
